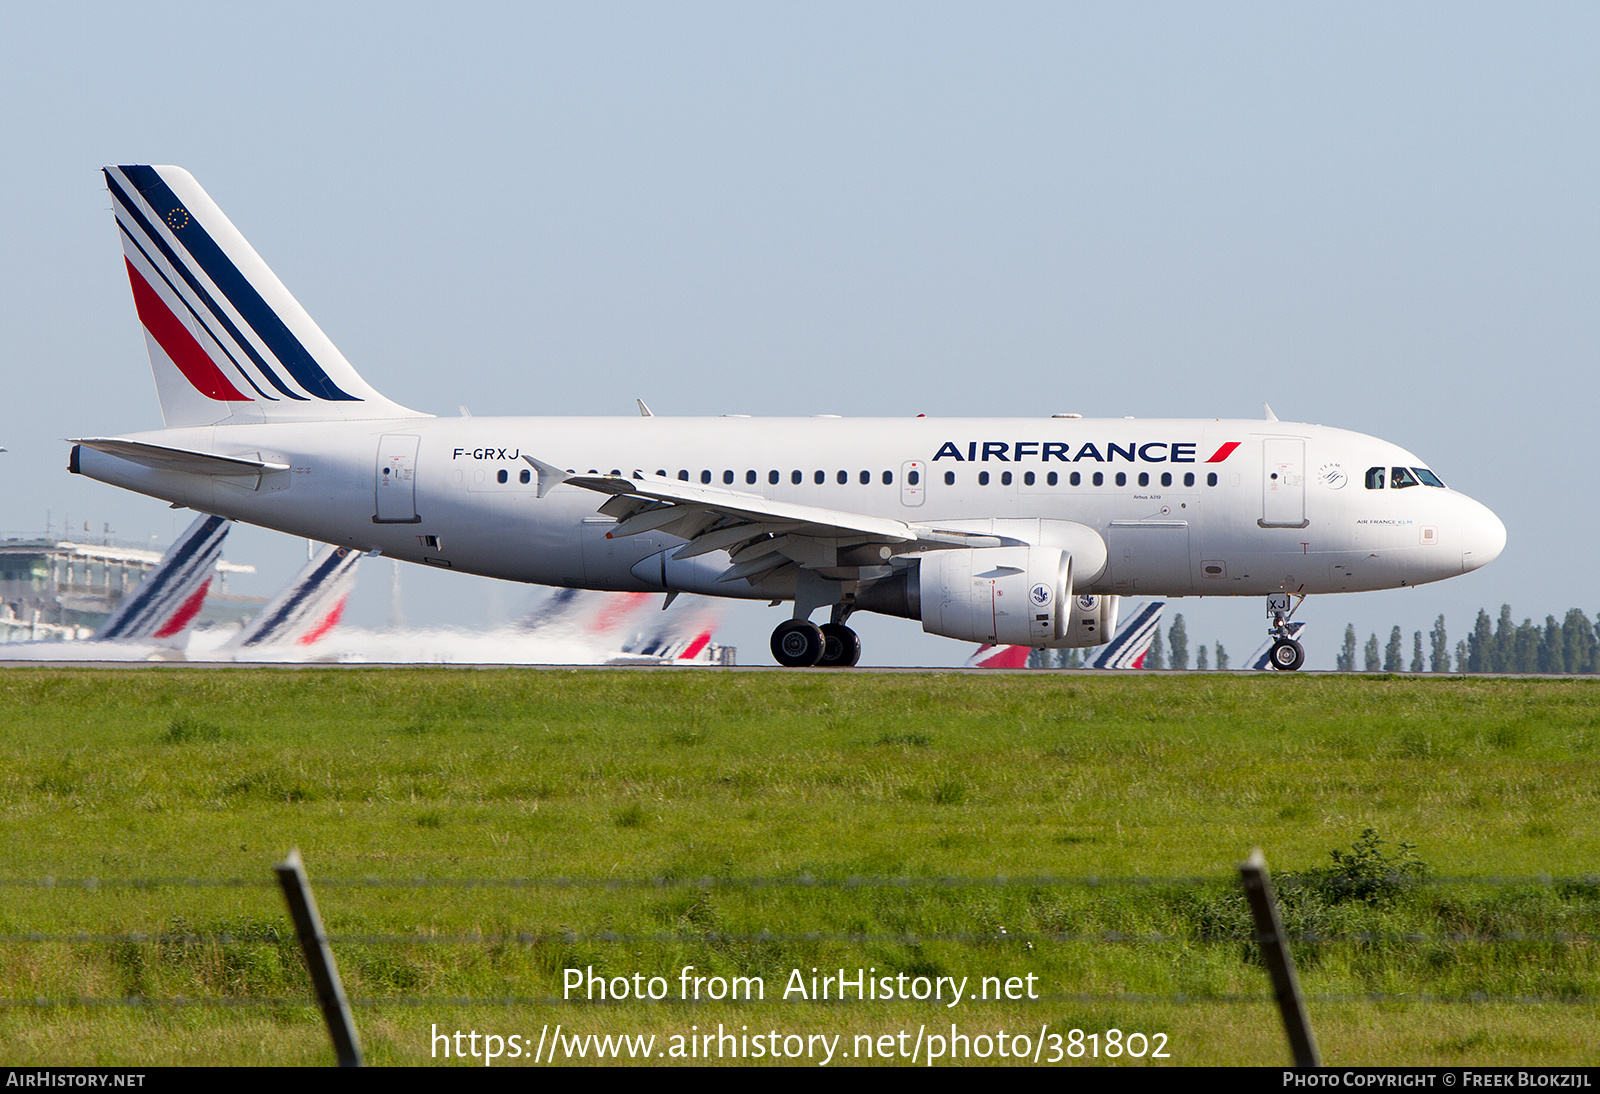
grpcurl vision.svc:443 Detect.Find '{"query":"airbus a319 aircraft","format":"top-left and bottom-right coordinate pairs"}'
top-left (72, 166), bottom-right (1506, 668)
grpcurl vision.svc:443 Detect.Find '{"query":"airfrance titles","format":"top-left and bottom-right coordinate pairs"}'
top-left (931, 440), bottom-right (1240, 464)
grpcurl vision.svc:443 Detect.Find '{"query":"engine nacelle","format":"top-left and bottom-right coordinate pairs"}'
top-left (1057, 592), bottom-right (1120, 649)
top-left (918, 546), bottom-right (1070, 646)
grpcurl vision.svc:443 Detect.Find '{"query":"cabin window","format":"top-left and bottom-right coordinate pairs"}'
top-left (678, 470), bottom-right (689, 481)
top-left (1115, 472), bottom-right (1127, 487)
top-left (978, 471), bottom-right (990, 486)
top-left (769, 470), bottom-right (780, 485)
top-left (1160, 472), bottom-right (1171, 487)
top-left (791, 470), bottom-right (802, 485)
top-left (1070, 471), bottom-right (1081, 486)
top-left (860, 470), bottom-right (871, 485)
top-left (837, 470), bottom-right (848, 485)
top-left (1365, 467), bottom-right (1385, 489)
top-left (1047, 471), bottom-right (1058, 486)
top-left (883, 471), bottom-right (894, 485)
top-left (519, 469), bottom-right (531, 484)
top-left (746, 470), bottom-right (757, 485)
top-left (1138, 472), bottom-right (1149, 487)
top-left (1092, 472), bottom-right (1103, 486)
top-left (1023, 471), bottom-right (1035, 486)
top-left (1207, 472), bottom-right (1218, 487)
top-left (944, 470), bottom-right (955, 486)
top-left (907, 469), bottom-right (920, 485)
top-left (497, 469), bottom-right (508, 484)
top-left (700, 470), bottom-right (711, 484)
top-left (723, 470), bottom-right (734, 485)
top-left (814, 470), bottom-right (825, 485)
top-left (1001, 471), bottom-right (1012, 486)
top-left (1414, 468), bottom-right (1446, 488)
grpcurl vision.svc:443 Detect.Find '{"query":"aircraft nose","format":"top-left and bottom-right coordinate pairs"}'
top-left (1460, 495), bottom-right (1507, 573)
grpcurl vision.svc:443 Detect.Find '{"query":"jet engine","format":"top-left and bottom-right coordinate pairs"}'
top-left (917, 546), bottom-right (1072, 646)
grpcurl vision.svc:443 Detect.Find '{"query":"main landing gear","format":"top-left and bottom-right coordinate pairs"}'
top-left (1266, 592), bottom-right (1306, 672)
top-left (770, 615), bottom-right (862, 668)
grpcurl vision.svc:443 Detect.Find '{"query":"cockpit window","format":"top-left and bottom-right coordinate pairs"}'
top-left (1390, 466), bottom-right (1420, 489)
top-left (1365, 467), bottom-right (1385, 489)
top-left (1412, 467), bottom-right (1446, 488)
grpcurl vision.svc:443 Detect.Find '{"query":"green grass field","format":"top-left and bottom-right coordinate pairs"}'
top-left (1, 668), bottom-right (1597, 1066)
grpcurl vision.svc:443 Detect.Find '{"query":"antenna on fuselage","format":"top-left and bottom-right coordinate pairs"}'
top-left (1263, 402), bottom-right (1279, 421)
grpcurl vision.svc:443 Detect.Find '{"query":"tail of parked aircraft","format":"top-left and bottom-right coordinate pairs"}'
top-left (966, 600), bottom-right (1165, 670)
top-left (226, 544), bottom-right (361, 651)
top-left (1085, 599), bottom-right (1165, 669)
top-left (105, 165), bottom-right (427, 428)
top-left (964, 644), bottom-right (1033, 668)
top-left (94, 513), bottom-right (229, 643)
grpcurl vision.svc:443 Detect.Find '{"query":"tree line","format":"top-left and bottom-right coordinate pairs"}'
top-left (1334, 606), bottom-right (1600, 673)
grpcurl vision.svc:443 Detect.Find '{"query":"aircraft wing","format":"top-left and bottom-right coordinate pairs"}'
top-left (526, 458), bottom-right (1003, 586)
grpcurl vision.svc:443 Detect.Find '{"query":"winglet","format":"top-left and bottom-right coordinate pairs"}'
top-left (522, 456), bottom-right (571, 499)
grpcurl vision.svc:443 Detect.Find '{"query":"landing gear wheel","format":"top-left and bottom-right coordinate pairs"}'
top-left (771, 620), bottom-right (826, 667)
top-left (1269, 638), bottom-right (1305, 672)
top-left (818, 623), bottom-right (862, 668)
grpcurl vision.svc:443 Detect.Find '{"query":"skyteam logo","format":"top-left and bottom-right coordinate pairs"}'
top-left (1029, 583), bottom-right (1053, 607)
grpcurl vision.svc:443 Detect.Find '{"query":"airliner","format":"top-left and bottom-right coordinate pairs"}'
top-left (1, 513), bottom-right (357, 660)
top-left (70, 166), bottom-right (1507, 668)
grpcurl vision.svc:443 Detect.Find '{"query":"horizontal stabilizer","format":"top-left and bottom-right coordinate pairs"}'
top-left (71, 437), bottom-right (289, 476)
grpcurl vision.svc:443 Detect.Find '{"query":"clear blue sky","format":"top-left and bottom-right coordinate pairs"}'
top-left (2, 3), bottom-right (1594, 665)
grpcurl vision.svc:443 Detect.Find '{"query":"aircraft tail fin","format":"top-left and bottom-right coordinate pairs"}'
top-left (228, 544), bottom-right (361, 651)
top-left (94, 513), bottom-right (229, 643)
top-left (965, 644), bottom-right (1033, 669)
top-left (104, 165), bottom-right (428, 428)
top-left (1086, 599), bottom-right (1165, 669)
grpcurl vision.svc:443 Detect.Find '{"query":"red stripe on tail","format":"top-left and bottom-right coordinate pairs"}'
top-left (296, 595), bottom-right (348, 646)
top-left (678, 631), bottom-right (713, 660)
top-left (125, 259), bottom-right (251, 401)
top-left (152, 577), bottom-right (212, 638)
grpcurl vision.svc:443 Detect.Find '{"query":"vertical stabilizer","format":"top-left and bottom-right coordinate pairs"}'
top-left (105, 165), bottom-right (429, 427)
top-left (95, 514), bottom-right (229, 643)
top-left (1087, 600), bottom-right (1166, 669)
top-left (228, 545), bottom-right (361, 650)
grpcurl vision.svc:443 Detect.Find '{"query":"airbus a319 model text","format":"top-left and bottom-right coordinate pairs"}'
top-left (72, 166), bottom-right (1506, 668)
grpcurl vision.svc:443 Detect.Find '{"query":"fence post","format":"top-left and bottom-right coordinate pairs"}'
top-left (1238, 847), bottom-right (1320, 1067)
top-left (275, 847), bottom-right (364, 1067)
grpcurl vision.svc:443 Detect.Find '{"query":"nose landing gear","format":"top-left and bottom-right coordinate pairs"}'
top-left (1266, 592), bottom-right (1307, 672)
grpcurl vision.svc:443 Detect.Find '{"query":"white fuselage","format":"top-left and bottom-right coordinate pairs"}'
top-left (75, 415), bottom-right (1506, 603)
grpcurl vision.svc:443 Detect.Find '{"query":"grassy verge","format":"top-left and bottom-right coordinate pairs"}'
top-left (1, 669), bottom-right (1597, 1065)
